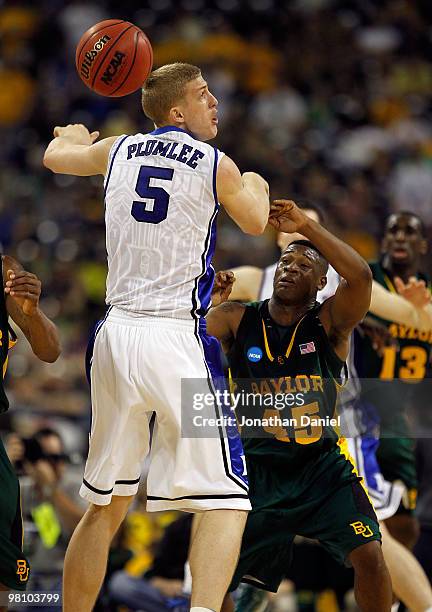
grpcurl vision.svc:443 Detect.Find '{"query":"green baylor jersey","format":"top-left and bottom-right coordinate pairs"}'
top-left (354, 261), bottom-right (430, 505)
top-left (355, 261), bottom-right (432, 431)
top-left (358, 261), bottom-right (432, 383)
top-left (227, 300), bottom-right (381, 592)
top-left (227, 300), bottom-right (346, 465)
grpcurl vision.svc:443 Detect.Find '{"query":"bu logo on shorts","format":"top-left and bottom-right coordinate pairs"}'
top-left (16, 559), bottom-right (29, 582)
top-left (350, 521), bottom-right (374, 538)
top-left (247, 347), bottom-right (263, 362)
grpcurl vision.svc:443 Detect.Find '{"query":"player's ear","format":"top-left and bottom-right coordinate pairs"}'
top-left (168, 105), bottom-right (185, 126)
top-left (420, 238), bottom-right (428, 256)
top-left (317, 275), bottom-right (327, 291)
top-left (381, 236), bottom-right (388, 253)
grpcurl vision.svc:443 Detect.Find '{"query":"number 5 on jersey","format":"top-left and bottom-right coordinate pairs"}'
top-left (131, 165), bottom-right (174, 224)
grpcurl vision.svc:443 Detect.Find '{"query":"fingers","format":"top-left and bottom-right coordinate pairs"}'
top-left (221, 285), bottom-right (233, 300)
top-left (269, 200), bottom-right (295, 218)
top-left (394, 277), bottom-right (406, 292)
top-left (6, 271), bottom-right (38, 283)
top-left (53, 123), bottom-right (93, 139)
top-left (5, 272), bottom-right (40, 304)
top-left (221, 271), bottom-right (234, 284)
top-left (5, 289), bottom-right (39, 299)
top-left (215, 271), bottom-right (234, 286)
top-left (408, 276), bottom-right (424, 286)
top-left (272, 199), bottom-right (295, 210)
top-left (5, 271), bottom-right (40, 296)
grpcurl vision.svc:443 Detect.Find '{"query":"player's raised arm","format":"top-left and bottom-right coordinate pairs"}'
top-left (43, 124), bottom-right (118, 176)
top-left (216, 155), bottom-right (269, 236)
top-left (270, 199), bottom-right (372, 358)
top-left (3, 255), bottom-right (61, 362)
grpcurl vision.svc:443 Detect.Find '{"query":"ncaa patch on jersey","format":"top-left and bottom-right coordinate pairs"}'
top-left (299, 341), bottom-right (316, 355)
top-left (247, 347), bottom-right (263, 362)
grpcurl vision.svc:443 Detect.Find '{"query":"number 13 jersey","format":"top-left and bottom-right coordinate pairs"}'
top-left (104, 126), bottom-right (224, 320)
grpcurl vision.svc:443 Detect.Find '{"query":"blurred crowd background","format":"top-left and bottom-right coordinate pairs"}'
top-left (1, 0), bottom-right (432, 609)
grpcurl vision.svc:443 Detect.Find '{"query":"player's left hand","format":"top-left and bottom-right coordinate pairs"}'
top-left (268, 200), bottom-right (308, 233)
top-left (5, 269), bottom-right (41, 316)
top-left (394, 276), bottom-right (431, 308)
top-left (212, 271), bottom-right (235, 307)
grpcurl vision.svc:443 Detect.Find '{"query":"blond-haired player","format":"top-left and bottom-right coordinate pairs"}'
top-left (44, 63), bottom-right (270, 612)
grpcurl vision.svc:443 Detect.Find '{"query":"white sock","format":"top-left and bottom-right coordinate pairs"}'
top-left (391, 603), bottom-right (400, 612)
top-left (190, 608), bottom-right (215, 612)
top-left (182, 561), bottom-right (192, 595)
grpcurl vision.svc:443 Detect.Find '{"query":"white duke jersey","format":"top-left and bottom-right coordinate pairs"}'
top-left (104, 126), bottom-right (224, 320)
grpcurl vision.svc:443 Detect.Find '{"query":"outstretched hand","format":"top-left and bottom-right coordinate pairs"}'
top-left (212, 271), bottom-right (235, 307)
top-left (269, 199), bottom-right (308, 233)
top-left (394, 276), bottom-right (431, 309)
top-left (53, 124), bottom-right (99, 146)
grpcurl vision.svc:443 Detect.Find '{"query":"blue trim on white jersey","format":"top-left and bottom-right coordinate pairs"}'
top-left (150, 125), bottom-right (196, 139)
top-left (85, 306), bottom-right (113, 386)
top-left (212, 146), bottom-right (219, 203)
top-left (195, 319), bottom-right (249, 492)
top-left (104, 135), bottom-right (129, 196)
top-left (190, 147), bottom-right (220, 320)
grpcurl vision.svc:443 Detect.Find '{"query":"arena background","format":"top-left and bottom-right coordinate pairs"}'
top-left (1, 1), bottom-right (432, 610)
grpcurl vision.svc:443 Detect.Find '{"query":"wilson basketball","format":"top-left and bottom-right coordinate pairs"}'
top-left (75, 19), bottom-right (153, 97)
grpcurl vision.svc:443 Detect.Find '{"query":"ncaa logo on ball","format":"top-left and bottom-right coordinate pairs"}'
top-left (247, 347), bottom-right (263, 362)
top-left (80, 34), bottom-right (111, 80)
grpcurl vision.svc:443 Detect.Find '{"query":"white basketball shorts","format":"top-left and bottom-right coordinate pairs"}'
top-left (80, 306), bottom-right (250, 512)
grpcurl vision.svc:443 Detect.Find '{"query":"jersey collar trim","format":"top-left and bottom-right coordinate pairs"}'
top-left (261, 314), bottom-right (307, 362)
top-left (150, 125), bottom-right (196, 138)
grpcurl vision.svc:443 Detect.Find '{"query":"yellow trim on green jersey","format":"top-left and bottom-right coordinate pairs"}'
top-left (261, 314), bottom-right (306, 362)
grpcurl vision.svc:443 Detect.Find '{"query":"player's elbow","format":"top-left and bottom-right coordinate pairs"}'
top-left (242, 217), bottom-right (267, 236)
top-left (354, 260), bottom-right (373, 292)
top-left (359, 261), bottom-right (373, 285)
top-left (36, 340), bottom-right (62, 363)
top-left (43, 151), bottom-right (61, 173)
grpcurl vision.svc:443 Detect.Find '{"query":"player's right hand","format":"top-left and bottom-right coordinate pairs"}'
top-left (53, 124), bottom-right (99, 146)
top-left (212, 271), bottom-right (235, 307)
top-left (269, 199), bottom-right (307, 233)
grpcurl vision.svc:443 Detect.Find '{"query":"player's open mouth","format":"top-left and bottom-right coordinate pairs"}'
top-left (279, 278), bottom-right (295, 286)
top-left (392, 247), bottom-right (408, 259)
top-left (212, 118), bottom-right (218, 124)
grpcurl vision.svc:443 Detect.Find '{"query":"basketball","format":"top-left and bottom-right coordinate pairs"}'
top-left (75, 19), bottom-right (153, 97)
